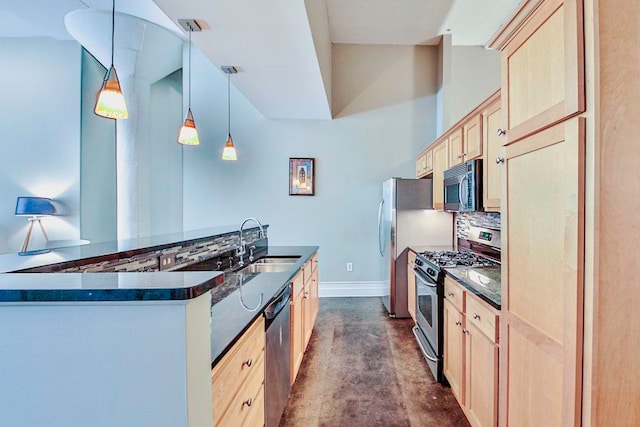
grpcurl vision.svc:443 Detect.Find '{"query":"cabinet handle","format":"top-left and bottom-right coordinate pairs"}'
top-left (304, 291), bottom-right (309, 299)
top-left (497, 128), bottom-right (506, 136)
top-left (496, 157), bottom-right (505, 164)
top-left (243, 398), bottom-right (253, 408)
top-left (455, 321), bottom-right (461, 326)
top-left (242, 358), bottom-right (253, 368)
top-left (457, 154), bottom-right (463, 159)
top-left (473, 313), bottom-right (480, 320)
top-left (462, 328), bottom-right (469, 334)
top-left (447, 292), bottom-right (455, 297)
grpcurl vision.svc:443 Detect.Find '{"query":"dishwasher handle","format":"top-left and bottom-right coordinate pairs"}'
top-left (264, 285), bottom-right (291, 320)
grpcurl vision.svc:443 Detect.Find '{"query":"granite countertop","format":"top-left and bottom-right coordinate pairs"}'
top-left (208, 245), bottom-right (318, 365)
top-left (0, 271), bottom-right (225, 302)
top-left (445, 266), bottom-right (501, 309)
top-left (0, 224), bottom-right (256, 274)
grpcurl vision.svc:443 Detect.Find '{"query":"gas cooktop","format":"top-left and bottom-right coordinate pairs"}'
top-left (418, 250), bottom-right (499, 269)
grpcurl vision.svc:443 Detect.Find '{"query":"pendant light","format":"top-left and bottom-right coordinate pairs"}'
top-left (178, 22), bottom-right (201, 146)
top-left (94, 0), bottom-right (128, 119)
top-left (221, 66), bottom-right (238, 161)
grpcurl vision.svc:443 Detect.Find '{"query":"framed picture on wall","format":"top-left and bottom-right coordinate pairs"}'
top-left (289, 158), bottom-right (315, 196)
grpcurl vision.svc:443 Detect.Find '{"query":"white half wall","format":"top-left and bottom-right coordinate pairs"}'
top-left (0, 38), bottom-right (82, 253)
top-left (182, 44), bottom-right (440, 283)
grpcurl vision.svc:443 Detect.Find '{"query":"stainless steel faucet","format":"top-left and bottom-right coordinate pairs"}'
top-left (236, 217), bottom-right (265, 267)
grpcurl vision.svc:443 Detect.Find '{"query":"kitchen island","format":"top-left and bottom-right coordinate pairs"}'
top-left (0, 227), bottom-right (318, 427)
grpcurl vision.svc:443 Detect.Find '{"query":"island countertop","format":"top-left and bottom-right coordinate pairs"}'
top-left (208, 245), bottom-right (318, 365)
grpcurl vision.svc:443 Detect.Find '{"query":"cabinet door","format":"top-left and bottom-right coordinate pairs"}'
top-left (407, 251), bottom-right (417, 321)
top-left (432, 141), bottom-right (449, 210)
top-left (311, 266), bottom-right (319, 325)
top-left (425, 149), bottom-right (433, 175)
top-left (290, 275), bottom-right (305, 385)
top-left (496, 0), bottom-right (585, 143)
top-left (303, 281), bottom-right (313, 349)
top-left (444, 300), bottom-right (464, 405)
top-left (463, 115), bottom-right (482, 160)
top-left (501, 118), bottom-right (584, 427)
top-left (482, 101), bottom-right (503, 212)
top-left (448, 128), bottom-right (464, 167)
top-left (465, 323), bottom-right (498, 427)
top-left (416, 156), bottom-right (424, 178)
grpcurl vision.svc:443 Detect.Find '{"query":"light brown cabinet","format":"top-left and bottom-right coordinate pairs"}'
top-left (448, 128), bottom-right (464, 167)
top-left (488, 1), bottom-right (586, 425)
top-left (407, 250), bottom-right (417, 321)
top-left (481, 100), bottom-right (504, 212)
top-left (416, 149), bottom-right (433, 178)
top-left (444, 276), bottom-right (499, 427)
top-left (500, 118), bottom-right (584, 427)
top-left (432, 140), bottom-right (449, 210)
top-left (450, 117), bottom-right (483, 167)
top-left (290, 253), bottom-right (319, 385)
top-left (489, 0), bottom-right (585, 144)
top-left (211, 316), bottom-right (265, 427)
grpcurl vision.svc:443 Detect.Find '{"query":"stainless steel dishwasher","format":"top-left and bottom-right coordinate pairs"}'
top-left (264, 284), bottom-right (291, 427)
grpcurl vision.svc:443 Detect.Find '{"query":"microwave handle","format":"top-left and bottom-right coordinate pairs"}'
top-left (459, 175), bottom-right (468, 209)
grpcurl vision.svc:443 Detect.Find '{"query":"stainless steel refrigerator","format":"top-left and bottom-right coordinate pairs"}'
top-left (378, 178), bottom-right (453, 318)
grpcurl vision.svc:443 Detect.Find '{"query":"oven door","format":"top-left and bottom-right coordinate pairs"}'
top-left (413, 267), bottom-right (440, 356)
top-left (443, 174), bottom-right (464, 212)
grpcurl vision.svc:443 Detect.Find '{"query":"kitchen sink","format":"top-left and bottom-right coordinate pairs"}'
top-left (240, 262), bottom-right (294, 274)
top-left (253, 257), bottom-right (300, 264)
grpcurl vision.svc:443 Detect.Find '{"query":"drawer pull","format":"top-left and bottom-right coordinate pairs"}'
top-left (462, 328), bottom-right (469, 334)
top-left (243, 398), bottom-right (253, 408)
top-left (455, 321), bottom-right (461, 326)
top-left (242, 358), bottom-right (253, 368)
top-left (447, 292), bottom-right (455, 297)
top-left (473, 313), bottom-right (481, 320)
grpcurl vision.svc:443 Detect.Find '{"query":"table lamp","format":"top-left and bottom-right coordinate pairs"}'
top-left (15, 197), bottom-right (58, 255)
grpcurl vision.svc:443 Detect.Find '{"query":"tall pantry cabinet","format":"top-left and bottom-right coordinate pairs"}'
top-left (487, 0), bottom-right (586, 425)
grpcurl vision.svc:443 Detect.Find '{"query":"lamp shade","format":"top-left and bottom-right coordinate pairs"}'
top-left (15, 197), bottom-right (57, 216)
top-left (221, 134), bottom-right (237, 161)
top-left (95, 65), bottom-right (128, 119)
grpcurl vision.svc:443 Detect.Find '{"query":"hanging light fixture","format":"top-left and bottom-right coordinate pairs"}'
top-left (221, 65), bottom-right (238, 161)
top-left (95, 0), bottom-right (128, 119)
top-left (177, 20), bottom-right (201, 146)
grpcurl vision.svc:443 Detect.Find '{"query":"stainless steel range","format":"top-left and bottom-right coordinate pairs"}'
top-left (412, 226), bottom-right (500, 382)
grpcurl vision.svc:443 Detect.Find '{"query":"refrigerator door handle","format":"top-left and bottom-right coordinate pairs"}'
top-left (377, 200), bottom-right (385, 256)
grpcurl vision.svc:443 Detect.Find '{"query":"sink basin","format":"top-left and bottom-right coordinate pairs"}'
top-left (253, 257), bottom-right (300, 264)
top-left (240, 263), bottom-right (293, 273)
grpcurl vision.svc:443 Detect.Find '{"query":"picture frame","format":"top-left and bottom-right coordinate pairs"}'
top-left (289, 157), bottom-right (315, 196)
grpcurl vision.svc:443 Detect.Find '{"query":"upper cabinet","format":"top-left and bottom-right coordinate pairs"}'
top-left (488, 0), bottom-right (585, 144)
top-left (416, 90), bottom-right (502, 213)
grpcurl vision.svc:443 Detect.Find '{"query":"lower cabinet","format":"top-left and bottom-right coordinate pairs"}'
top-left (290, 253), bottom-right (319, 385)
top-left (211, 316), bottom-right (265, 427)
top-left (444, 276), bottom-right (499, 427)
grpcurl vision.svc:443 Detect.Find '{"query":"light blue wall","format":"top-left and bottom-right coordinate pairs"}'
top-left (80, 49), bottom-right (117, 244)
top-left (0, 38), bottom-right (82, 253)
top-left (182, 44), bottom-right (440, 282)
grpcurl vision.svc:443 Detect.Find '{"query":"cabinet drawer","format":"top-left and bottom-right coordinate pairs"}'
top-left (212, 316), bottom-right (265, 422)
top-left (303, 259), bottom-right (313, 284)
top-left (216, 351), bottom-right (265, 427)
top-left (292, 270), bottom-right (304, 298)
top-left (444, 276), bottom-right (466, 312)
top-left (467, 295), bottom-right (499, 343)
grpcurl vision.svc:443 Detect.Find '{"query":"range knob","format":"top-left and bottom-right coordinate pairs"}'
top-left (415, 259), bottom-right (423, 267)
top-left (427, 268), bottom-right (436, 276)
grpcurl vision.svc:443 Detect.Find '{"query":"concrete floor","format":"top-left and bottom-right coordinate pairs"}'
top-left (280, 297), bottom-right (469, 427)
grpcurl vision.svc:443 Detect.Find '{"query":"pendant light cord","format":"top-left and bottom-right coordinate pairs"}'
top-left (188, 30), bottom-right (192, 109)
top-left (110, 0), bottom-right (115, 66)
top-left (227, 72), bottom-right (231, 136)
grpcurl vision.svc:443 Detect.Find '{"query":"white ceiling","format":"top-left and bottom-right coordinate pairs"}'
top-left (0, 0), bottom-right (521, 119)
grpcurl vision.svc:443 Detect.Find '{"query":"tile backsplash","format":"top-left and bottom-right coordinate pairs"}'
top-left (456, 212), bottom-right (501, 239)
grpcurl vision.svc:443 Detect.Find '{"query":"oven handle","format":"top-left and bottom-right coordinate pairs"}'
top-left (459, 175), bottom-right (468, 209)
top-left (413, 267), bottom-right (438, 288)
top-left (412, 326), bottom-right (439, 362)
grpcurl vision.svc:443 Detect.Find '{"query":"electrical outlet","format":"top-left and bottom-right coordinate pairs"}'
top-left (346, 262), bottom-right (353, 272)
top-left (158, 253), bottom-right (176, 271)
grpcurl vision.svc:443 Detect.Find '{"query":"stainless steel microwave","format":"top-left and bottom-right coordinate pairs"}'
top-left (443, 159), bottom-right (482, 212)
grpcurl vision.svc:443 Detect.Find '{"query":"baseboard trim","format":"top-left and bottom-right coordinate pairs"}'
top-left (319, 281), bottom-right (386, 298)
